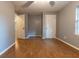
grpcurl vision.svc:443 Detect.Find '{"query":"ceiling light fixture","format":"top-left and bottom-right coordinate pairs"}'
top-left (49, 1), bottom-right (55, 7)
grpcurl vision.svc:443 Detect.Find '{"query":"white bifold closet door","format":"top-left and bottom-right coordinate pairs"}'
top-left (43, 14), bottom-right (56, 39)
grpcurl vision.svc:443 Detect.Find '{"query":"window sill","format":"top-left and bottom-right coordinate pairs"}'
top-left (75, 34), bottom-right (79, 36)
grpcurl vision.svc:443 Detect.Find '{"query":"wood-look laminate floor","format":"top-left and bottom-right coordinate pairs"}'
top-left (0, 38), bottom-right (79, 58)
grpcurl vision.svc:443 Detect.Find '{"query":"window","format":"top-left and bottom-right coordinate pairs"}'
top-left (75, 7), bottom-right (79, 35)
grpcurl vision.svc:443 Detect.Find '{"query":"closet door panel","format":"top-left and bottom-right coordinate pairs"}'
top-left (43, 14), bottom-right (56, 39)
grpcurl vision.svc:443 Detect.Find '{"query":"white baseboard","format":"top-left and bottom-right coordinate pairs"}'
top-left (42, 37), bottom-right (56, 39)
top-left (56, 38), bottom-right (79, 51)
top-left (27, 35), bottom-right (41, 38)
top-left (42, 37), bottom-right (45, 39)
top-left (0, 42), bottom-right (15, 55)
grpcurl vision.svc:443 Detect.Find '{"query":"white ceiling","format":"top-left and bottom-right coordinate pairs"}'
top-left (13, 1), bottom-right (27, 6)
top-left (13, 1), bottom-right (70, 13)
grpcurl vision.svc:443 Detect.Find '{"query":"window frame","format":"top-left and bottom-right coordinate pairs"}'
top-left (75, 7), bottom-right (79, 35)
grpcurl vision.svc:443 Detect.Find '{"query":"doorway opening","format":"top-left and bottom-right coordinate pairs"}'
top-left (26, 13), bottom-right (43, 38)
top-left (15, 12), bottom-right (56, 40)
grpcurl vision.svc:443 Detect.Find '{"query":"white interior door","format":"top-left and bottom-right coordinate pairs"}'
top-left (43, 14), bottom-right (56, 38)
top-left (15, 15), bottom-right (25, 39)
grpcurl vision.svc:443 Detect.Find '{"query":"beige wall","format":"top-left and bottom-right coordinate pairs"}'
top-left (15, 14), bottom-right (25, 39)
top-left (57, 2), bottom-right (79, 48)
top-left (0, 2), bottom-right (15, 53)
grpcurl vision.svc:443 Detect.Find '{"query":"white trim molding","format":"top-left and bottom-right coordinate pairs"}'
top-left (27, 35), bottom-right (41, 38)
top-left (42, 37), bottom-right (54, 39)
top-left (0, 43), bottom-right (15, 55)
top-left (56, 38), bottom-right (79, 51)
